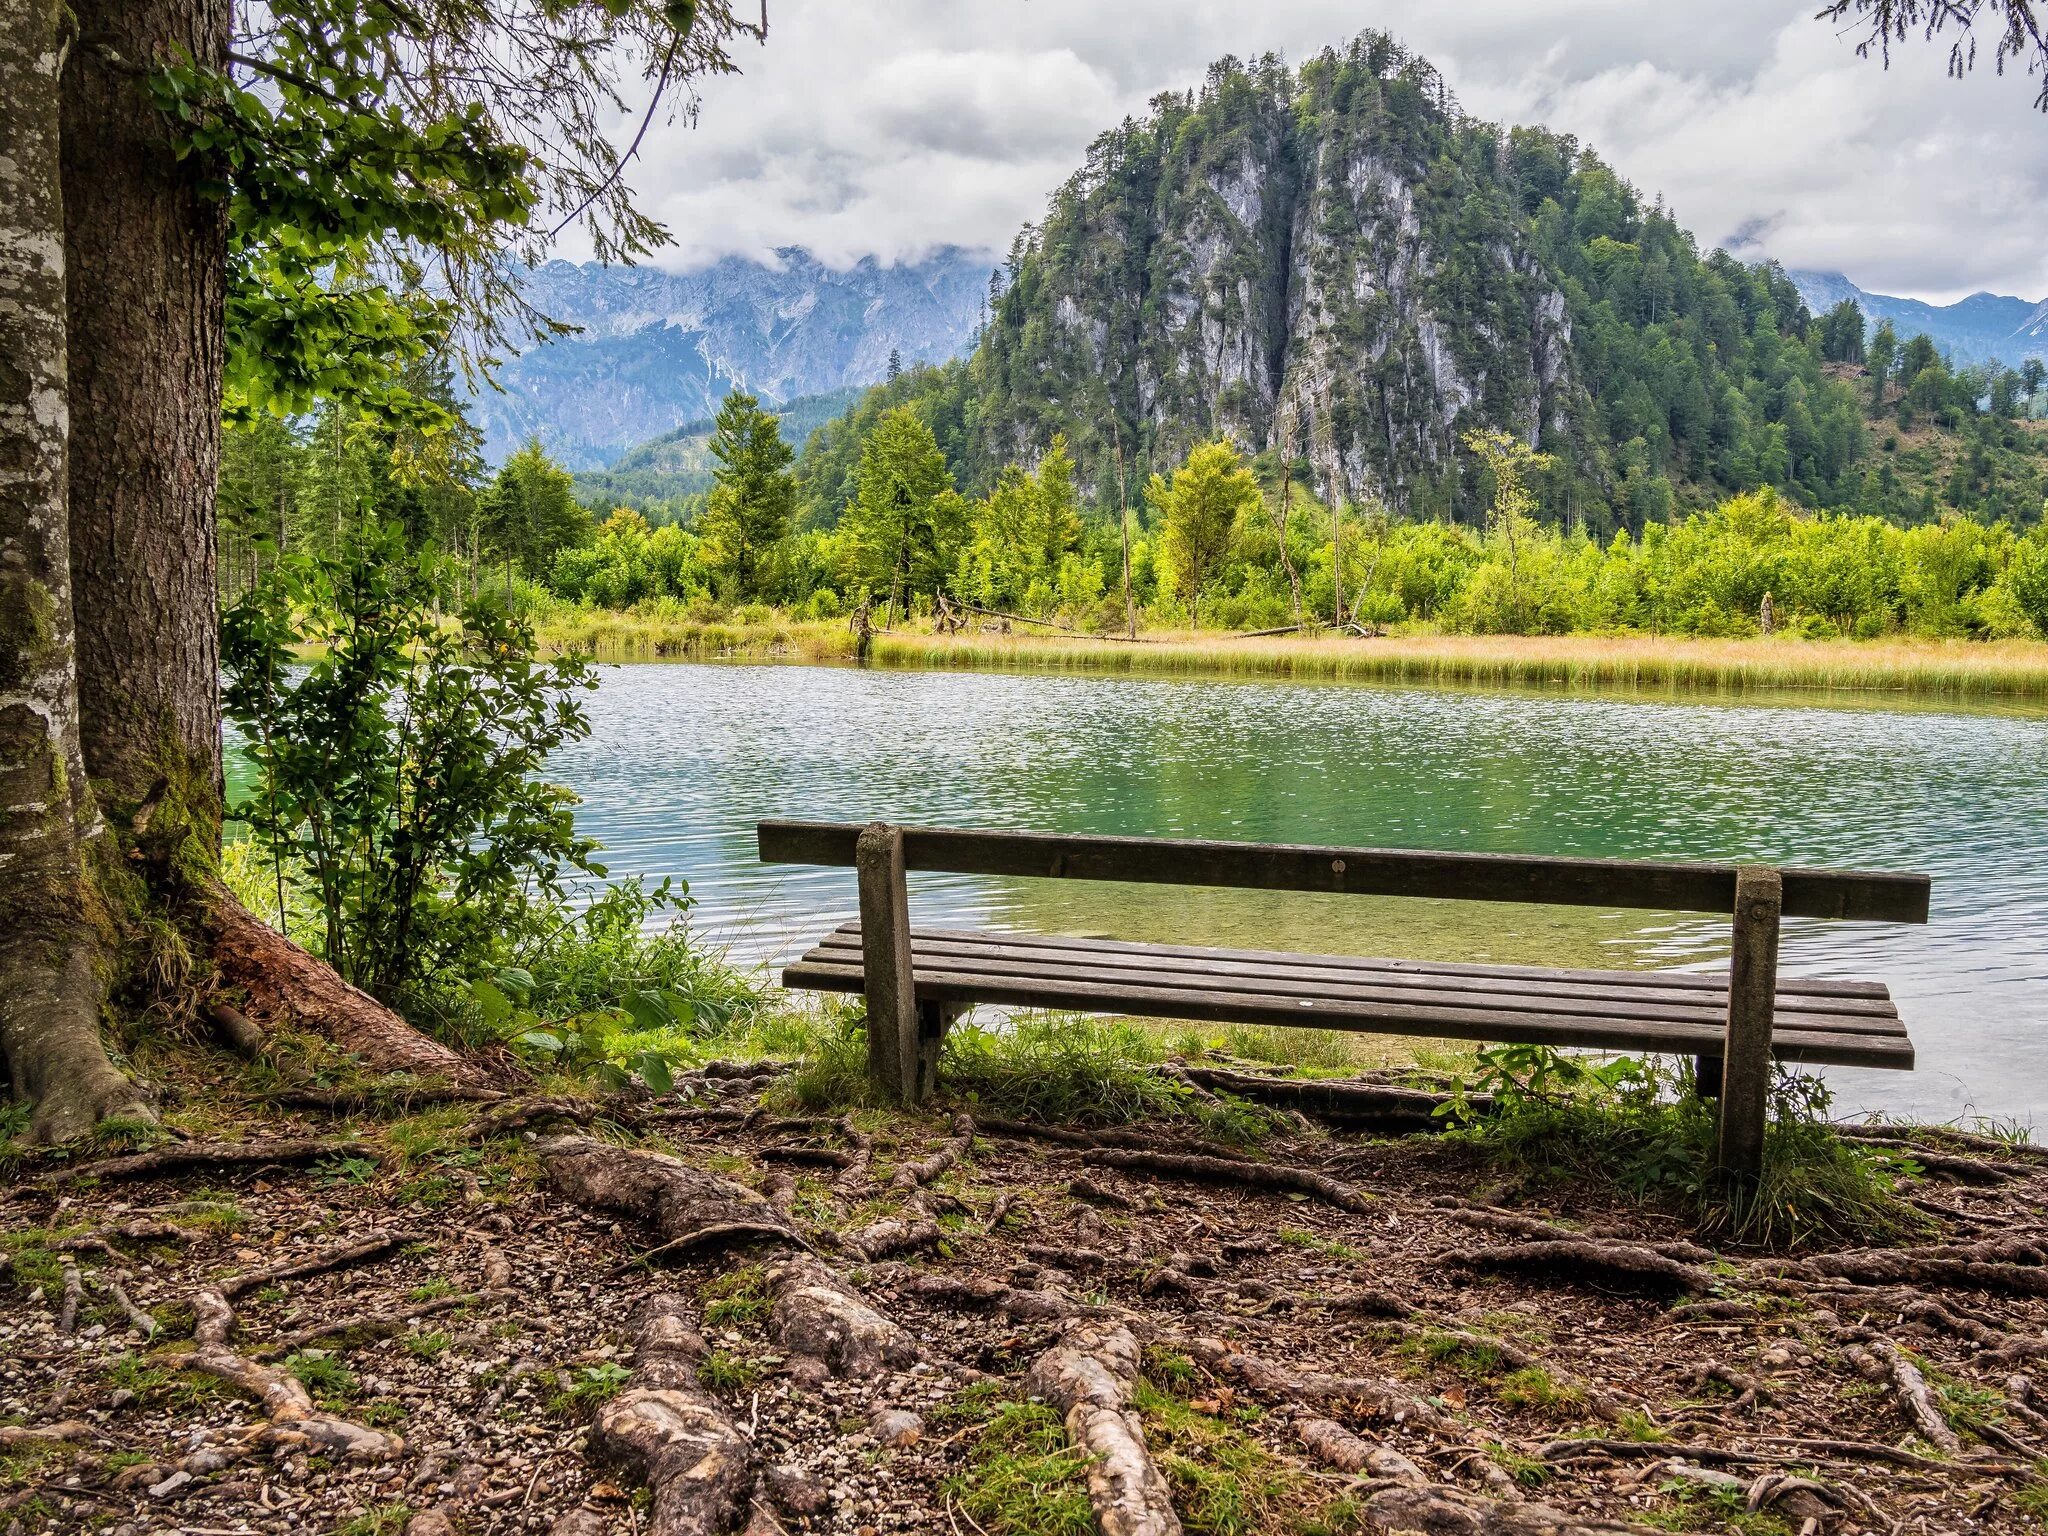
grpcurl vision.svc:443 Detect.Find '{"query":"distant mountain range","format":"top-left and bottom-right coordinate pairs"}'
top-left (472, 247), bottom-right (996, 468)
top-left (570, 386), bottom-right (864, 513)
top-left (1787, 270), bottom-right (2048, 369)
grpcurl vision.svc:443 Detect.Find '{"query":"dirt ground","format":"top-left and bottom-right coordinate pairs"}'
top-left (7, 1062), bottom-right (2048, 1536)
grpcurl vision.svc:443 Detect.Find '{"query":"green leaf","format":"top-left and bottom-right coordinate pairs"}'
top-left (636, 1053), bottom-right (674, 1096)
top-left (625, 990), bottom-right (674, 1033)
top-left (470, 978), bottom-right (512, 1027)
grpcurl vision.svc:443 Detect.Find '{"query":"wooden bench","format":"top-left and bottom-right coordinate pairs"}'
top-left (758, 820), bottom-right (1929, 1179)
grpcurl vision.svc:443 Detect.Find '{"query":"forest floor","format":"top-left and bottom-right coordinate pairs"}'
top-left (530, 615), bottom-right (2048, 704)
top-left (8, 1045), bottom-right (2048, 1536)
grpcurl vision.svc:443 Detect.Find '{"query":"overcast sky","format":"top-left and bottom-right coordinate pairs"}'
top-left (584, 0), bottom-right (2048, 303)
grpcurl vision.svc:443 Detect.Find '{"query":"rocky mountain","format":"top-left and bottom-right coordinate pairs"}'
top-left (1788, 270), bottom-right (2048, 368)
top-left (909, 34), bottom-right (1911, 528)
top-left (974, 42), bottom-right (1577, 512)
top-left (473, 248), bottom-right (995, 468)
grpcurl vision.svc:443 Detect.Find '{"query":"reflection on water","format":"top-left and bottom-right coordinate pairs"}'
top-left (542, 663), bottom-right (2047, 1124)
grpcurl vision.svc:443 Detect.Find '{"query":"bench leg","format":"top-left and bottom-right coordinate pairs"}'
top-left (914, 1001), bottom-right (962, 1105)
top-left (1692, 1055), bottom-right (1722, 1099)
top-left (1717, 866), bottom-right (1783, 1187)
top-left (855, 821), bottom-right (920, 1106)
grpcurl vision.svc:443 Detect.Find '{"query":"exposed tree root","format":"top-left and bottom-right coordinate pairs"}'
top-left (253, 1293), bottom-right (476, 1361)
top-left (540, 1135), bottom-right (799, 1258)
top-left (1443, 1238), bottom-right (1715, 1296)
top-left (1786, 1236), bottom-right (2048, 1294)
top-left (0, 1421), bottom-right (99, 1448)
top-left (763, 1254), bottom-right (920, 1379)
top-left (1181, 1335), bottom-right (1442, 1427)
top-left (1851, 1336), bottom-right (1963, 1453)
top-left (207, 885), bottom-right (495, 1088)
top-left (1359, 1484), bottom-right (1655, 1534)
top-left (978, 1116), bottom-right (1251, 1157)
top-left (33, 1137), bottom-right (375, 1188)
top-left (585, 1295), bottom-right (753, 1536)
top-left (892, 1111), bottom-right (974, 1190)
top-left (1175, 1064), bottom-right (1483, 1132)
top-left (177, 1288), bottom-right (402, 1460)
top-left (1028, 1319), bottom-right (1183, 1536)
top-left (218, 1231), bottom-right (406, 1299)
top-left (1080, 1148), bottom-right (1372, 1212)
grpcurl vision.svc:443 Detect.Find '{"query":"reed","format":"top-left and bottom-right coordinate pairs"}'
top-left (535, 611), bottom-right (2048, 701)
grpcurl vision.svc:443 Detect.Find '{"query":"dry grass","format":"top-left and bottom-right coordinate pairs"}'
top-left (535, 612), bottom-right (2048, 701)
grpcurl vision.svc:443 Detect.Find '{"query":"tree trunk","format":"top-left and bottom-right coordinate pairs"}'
top-left (0, 0), bottom-right (155, 1140)
top-left (63, 0), bottom-right (229, 825)
top-left (20, 0), bottom-right (501, 1130)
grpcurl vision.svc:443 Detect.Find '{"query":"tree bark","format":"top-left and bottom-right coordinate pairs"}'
top-left (0, 0), bottom-right (155, 1141)
top-left (62, 0), bottom-right (229, 822)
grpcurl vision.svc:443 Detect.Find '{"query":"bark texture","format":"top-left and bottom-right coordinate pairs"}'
top-left (62, 0), bottom-right (229, 815)
top-left (0, 0), bottom-right (153, 1141)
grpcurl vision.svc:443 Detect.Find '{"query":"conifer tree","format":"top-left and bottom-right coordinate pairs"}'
top-left (698, 392), bottom-right (795, 596)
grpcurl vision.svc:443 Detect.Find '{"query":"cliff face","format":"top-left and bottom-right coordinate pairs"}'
top-left (975, 39), bottom-right (1577, 510)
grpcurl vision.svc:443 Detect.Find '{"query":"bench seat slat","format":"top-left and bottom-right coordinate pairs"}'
top-left (813, 921), bottom-right (1892, 1000)
top-left (781, 928), bottom-right (1913, 1070)
top-left (807, 926), bottom-right (1901, 1025)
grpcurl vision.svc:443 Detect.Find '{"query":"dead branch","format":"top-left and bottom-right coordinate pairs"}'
top-left (219, 1231), bottom-right (407, 1300)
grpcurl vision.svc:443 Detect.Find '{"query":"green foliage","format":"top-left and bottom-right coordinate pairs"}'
top-left (941, 1398), bottom-right (1095, 1536)
top-left (938, 1015), bottom-right (1268, 1138)
top-left (1441, 1044), bottom-right (1922, 1247)
top-left (697, 392), bottom-right (797, 596)
top-left (282, 1350), bottom-right (359, 1408)
top-left (954, 435), bottom-right (1087, 612)
top-left (843, 406), bottom-right (967, 617)
top-left (1150, 441), bottom-right (1263, 626)
top-left (479, 441), bottom-right (592, 581)
top-left (153, 1), bottom-right (765, 427)
top-left (547, 1361), bottom-right (633, 1417)
top-left (222, 522), bottom-right (600, 1006)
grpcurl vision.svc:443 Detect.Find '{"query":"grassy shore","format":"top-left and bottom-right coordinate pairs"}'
top-left (535, 608), bottom-right (2048, 701)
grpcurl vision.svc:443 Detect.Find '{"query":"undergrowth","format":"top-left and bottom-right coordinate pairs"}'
top-left (1440, 1044), bottom-right (1921, 1247)
top-left (783, 1009), bottom-right (1274, 1140)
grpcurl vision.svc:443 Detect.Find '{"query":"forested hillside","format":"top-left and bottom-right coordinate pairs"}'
top-left (792, 33), bottom-right (2047, 537)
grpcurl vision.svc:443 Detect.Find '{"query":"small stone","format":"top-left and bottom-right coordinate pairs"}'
top-left (147, 1470), bottom-right (193, 1499)
top-left (868, 1409), bottom-right (923, 1448)
top-left (180, 1449), bottom-right (230, 1475)
top-left (766, 1463), bottom-right (831, 1517)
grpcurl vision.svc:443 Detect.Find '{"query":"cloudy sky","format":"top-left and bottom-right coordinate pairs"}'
top-left (585, 0), bottom-right (2048, 302)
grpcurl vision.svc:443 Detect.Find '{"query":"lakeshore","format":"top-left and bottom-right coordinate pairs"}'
top-left (533, 610), bottom-right (2048, 702)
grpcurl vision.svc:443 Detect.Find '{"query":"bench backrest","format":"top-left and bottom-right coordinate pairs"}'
top-left (756, 820), bottom-right (1930, 923)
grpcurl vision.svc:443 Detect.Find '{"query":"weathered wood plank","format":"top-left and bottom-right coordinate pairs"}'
top-left (817, 921), bottom-right (1894, 1000)
top-left (799, 937), bottom-right (1905, 1037)
top-left (1718, 867), bottom-right (1784, 1182)
top-left (854, 823), bottom-right (920, 1105)
top-left (779, 958), bottom-right (1914, 1070)
top-left (758, 820), bottom-right (1930, 922)
top-left (806, 929), bottom-right (1903, 1026)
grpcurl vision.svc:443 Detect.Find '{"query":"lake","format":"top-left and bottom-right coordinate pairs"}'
top-left (551, 662), bottom-right (2046, 1125)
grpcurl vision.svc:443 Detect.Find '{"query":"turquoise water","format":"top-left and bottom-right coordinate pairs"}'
top-left (544, 662), bottom-right (2048, 1125)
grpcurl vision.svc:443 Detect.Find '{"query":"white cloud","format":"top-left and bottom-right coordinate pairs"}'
top-left (574, 0), bottom-right (2048, 301)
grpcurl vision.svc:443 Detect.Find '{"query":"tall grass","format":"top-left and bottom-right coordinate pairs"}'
top-left (533, 613), bottom-right (2048, 701)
